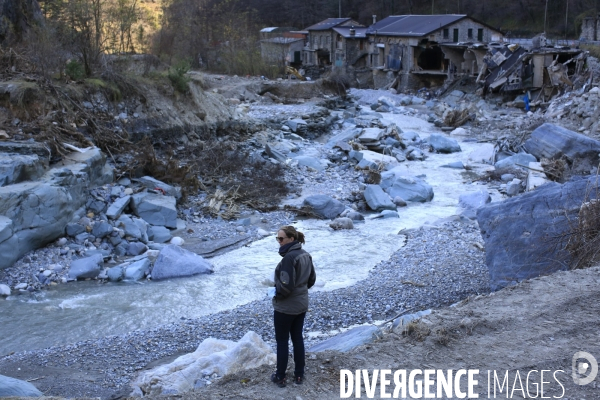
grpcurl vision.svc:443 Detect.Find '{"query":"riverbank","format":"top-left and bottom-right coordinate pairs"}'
top-left (0, 220), bottom-right (488, 398)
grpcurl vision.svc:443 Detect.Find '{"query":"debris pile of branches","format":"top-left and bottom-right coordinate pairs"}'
top-left (121, 138), bottom-right (289, 215)
top-left (565, 191), bottom-right (600, 270)
top-left (443, 108), bottom-right (472, 127)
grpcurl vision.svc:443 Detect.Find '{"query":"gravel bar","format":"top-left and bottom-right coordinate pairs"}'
top-left (0, 220), bottom-right (489, 398)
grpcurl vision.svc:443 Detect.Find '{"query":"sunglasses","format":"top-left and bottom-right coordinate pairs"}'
top-left (276, 236), bottom-right (287, 242)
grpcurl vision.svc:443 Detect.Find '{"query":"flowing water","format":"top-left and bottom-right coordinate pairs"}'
top-left (0, 114), bottom-right (495, 356)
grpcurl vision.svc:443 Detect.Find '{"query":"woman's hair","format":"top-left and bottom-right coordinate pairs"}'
top-left (279, 225), bottom-right (305, 244)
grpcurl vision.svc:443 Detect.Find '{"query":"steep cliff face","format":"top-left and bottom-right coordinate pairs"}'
top-left (0, 0), bottom-right (43, 42)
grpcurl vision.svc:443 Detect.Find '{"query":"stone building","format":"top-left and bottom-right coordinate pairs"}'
top-left (366, 14), bottom-right (503, 90)
top-left (581, 15), bottom-right (600, 41)
top-left (259, 27), bottom-right (306, 66)
top-left (300, 18), bottom-right (365, 66)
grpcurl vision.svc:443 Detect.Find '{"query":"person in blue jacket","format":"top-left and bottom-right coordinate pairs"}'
top-left (270, 225), bottom-right (316, 387)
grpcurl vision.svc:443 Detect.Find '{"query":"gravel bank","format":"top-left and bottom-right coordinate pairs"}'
top-left (0, 220), bottom-right (489, 398)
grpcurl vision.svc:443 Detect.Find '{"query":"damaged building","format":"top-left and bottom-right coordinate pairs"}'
top-left (300, 18), bottom-right (366, 66)
top-left (365, 14), bottom-right (504, 90)
top-left (479, 37), bottom-right (586, 104)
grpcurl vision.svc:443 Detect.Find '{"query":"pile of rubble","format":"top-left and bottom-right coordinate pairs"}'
top-left (544, 86), bottom-right (600, 136)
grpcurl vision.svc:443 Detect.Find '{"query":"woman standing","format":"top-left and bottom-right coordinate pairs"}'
top-left (270, 225), bottom-right (316, 387)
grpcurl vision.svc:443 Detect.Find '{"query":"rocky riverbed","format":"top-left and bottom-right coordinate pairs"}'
top-left (3, 74), bottom-right (600, 398)
top-left (0, 220), bottom-right (488, 398)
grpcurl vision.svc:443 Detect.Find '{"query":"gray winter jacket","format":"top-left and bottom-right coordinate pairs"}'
top-left (272, 242), bottom-right (316, 315)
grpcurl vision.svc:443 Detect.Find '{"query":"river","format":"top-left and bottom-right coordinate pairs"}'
top-left (0, 113), bottom-right (495, 356)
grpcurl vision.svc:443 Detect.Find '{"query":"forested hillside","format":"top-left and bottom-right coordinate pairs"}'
top-left (1, 0), bottom-right (598, 78)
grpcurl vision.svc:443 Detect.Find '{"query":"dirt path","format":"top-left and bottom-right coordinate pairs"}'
top-left (181, 266), bottom-right (600, 399)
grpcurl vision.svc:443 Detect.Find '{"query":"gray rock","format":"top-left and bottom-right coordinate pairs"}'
top-left (0, 154), bottom-right (47, 186)
top-left (0, 374), bottom-right (43, 397)
top-left (309, 325), bottom-right (381, 352)
top-left (500, 173), bottom-right (515, 182)
top-left (87, 198), bottom-right (106, 214)
top-left (0, 283), bottom-right (10, 296)
top-left (0, 148), bottom-right (112, 270)
top-left (92, 221), bottom-right (113, 239)
top-left (117, 215), bottom-right (145, 241)
top-left (106, 195), bottom-right (131, 219)
top-left (294, 156), bottom-right (324, 172)
top-left (477, 175), bottom-right (600, 291)
top-left (393, 196), bottom-right (407, 207)
top-left (358, 128), bottom-right (384, 143)
top-left (459, 190), bottom-right (491, 210)
top-left (265, 144), bottom-right (288, 164)
top-left (345, 211), bottom-right (365, 221)
top-left (349, 150), bottom-right (363, 162)
top-left (124, 258), bottom-right (151, 281)
top-left (137, 176), bottom-right (182, 200)
top-left (65, 223), bottom-right (85, 237)
top-left (428, 133), bottom-right (461, 153)
top-left (303, 195), bottom-right (345, 219)
top-left (356, 158), bottom-right (378, 170)
top-left (74, 232), bottom-right (91, 244)
top-left (506, 179), bottom-right (522, 196)
top-left (114, 243), bottom-right (128, 257)
top-left (459, 190), bottom-right (491, 219)
top-left (329, 217), bottom-right (354, 230)
top-left (381, 210), bottom-right (399, 218)
top-left (378, 96), bottom-right (397, 108)
top-left (399, 131), bottom-right (421, 145)
top-left (284, 119), bottom-right (307, 133)
top-left (523, 123), bottom-right (600, 174)
top-left (444, 90), bottom-right (465, 108)
top-left (107, 266), bottom-right (124, 282)
top-left (148, 225), bottom-right (172, 243)
top-left (131, 192), bottom-right (177, 228)
top-left (364, 185), bottom-right (396, 211)
top-left (151, 245), bottom-right (214, 280)
top-left (441, 161), bottom-right (465, 169)
top-left (127, 242), bottom-right (147, 256)
top-left (68, 254), bottom-right (103, 280)
top-left (494, 153), bottom-right (537, 170)
top-left (381, 172), bottom-right (434, 203)
top-left (0, 216), bottom-right (13, 244)
top-left (405, 148), bottom-right (425, 161)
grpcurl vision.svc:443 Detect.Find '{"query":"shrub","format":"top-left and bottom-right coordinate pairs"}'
top-left (167, 60), bottom-right (191, 93)
top-left (66, 60), bottom-right (85, 80)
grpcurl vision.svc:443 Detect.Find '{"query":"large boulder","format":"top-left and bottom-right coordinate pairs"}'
top-left (523, 123), bottom-right (600, 174)
top-left (106, 195), bottom-right (131, 219)
top-left (477, 175), bottom-right (599, 291)
top-left (124, 258), bottom-right (151, 281)
top-left (131, 192), bottom-right (177, 228)
top-left (359, 150), bottom-right (399, 170)
top-left (494, 153), bottom-right (537, 170)
top-left (303, 195), bottom-right (345, 219)
top-left (132, 331), bottom-right (275, 396)
top-left (151, 245), bottom-right (214, 280)
top-left (136, 176), bottom-right (182, 200)
top-left (364, 185), bottom-right (396, 211)
top-left (380, 169), bottom-right (434, 203)
top-left (0, 147), bottom-right (112, 270)
top-left (68, 254), bottom-right (104, 280)
top-left (428, 133), bottom-right (461, 153)
top-left (0, 374), bottom-right (43, 397)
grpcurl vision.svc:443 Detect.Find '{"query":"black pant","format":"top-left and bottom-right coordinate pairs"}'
top-left (273, 310), bottom-right (306, 379)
